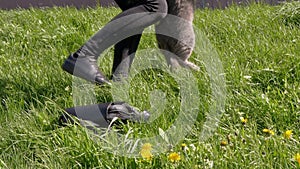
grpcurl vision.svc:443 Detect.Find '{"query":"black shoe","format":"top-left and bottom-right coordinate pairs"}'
top-left (62, 54), bottom-right (111, 85)
top-left (59, 102), bottom-right (150, 127)
top-left (107, 102), bottom-right (150, 123)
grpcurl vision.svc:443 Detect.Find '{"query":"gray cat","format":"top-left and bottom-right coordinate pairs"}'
top-left (156, 0), bottom-right (199, 71)
top-left (111, 0), bottom-right (199, 82)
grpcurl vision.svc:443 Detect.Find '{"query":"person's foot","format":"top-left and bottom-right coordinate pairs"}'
top-left (62, 54), bottom-right (111, 85)
top-left (107, 102), bottom-right (150, 123)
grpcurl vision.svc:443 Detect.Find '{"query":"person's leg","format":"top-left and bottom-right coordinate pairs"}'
top-left (112, 0), bottom-right (143, 81)
top-left (112, 34), bottom-right (142, 81)
top-left (62, 0), bottom-right (167, 85)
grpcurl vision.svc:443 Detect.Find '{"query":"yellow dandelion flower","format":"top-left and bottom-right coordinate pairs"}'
top-left (262, 129), bottom-right (275, 135)
top-left (283, 130), bottom-right (292, 139)
top-left (141, 143), bottom-right (152, 151)
top-left (140, 143), bottom-right (153, 160)
top-left (220, 141), bottom-right (228, 146)
top-left (240, 117), bottom-right (247, 124)
top-left (181, 143), bottom-right (188, 151)
top-left (295, 153), bottom-right (300, 165)
top-left (262, 129), bottom-right (269, 133)
top-left (140, 149), bottom-right (152, 160)
top-left (168, 152), bottom-right (181, 162)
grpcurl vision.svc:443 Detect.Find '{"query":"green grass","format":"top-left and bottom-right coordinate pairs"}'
top-left (0, 2), bottom-right (300, 168)
top-left (275, 1), bottom-right (300, 27)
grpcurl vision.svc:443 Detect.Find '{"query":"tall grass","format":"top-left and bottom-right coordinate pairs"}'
top-left (275, 1), bottom-right (300, 27)
top-left (0, 3), bottom-right (299, 168)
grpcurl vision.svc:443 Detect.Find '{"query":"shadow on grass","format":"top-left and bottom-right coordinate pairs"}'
top-left (0, 79), bottom-right (9, 110)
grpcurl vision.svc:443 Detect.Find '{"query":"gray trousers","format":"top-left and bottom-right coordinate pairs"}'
top-left (75, 0), bottom-right (168, 79)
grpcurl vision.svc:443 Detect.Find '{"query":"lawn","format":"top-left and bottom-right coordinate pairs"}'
top-left (0, 2), bottom-right (299, 168)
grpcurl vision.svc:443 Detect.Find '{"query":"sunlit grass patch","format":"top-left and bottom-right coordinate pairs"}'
top-left (0, 2), bottom-right (299, 168)
top-left (275, 1), bottom-right (300, 27)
